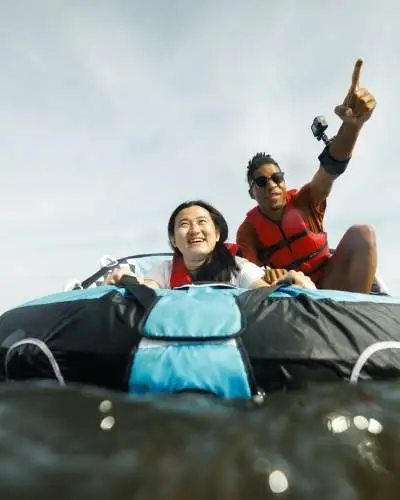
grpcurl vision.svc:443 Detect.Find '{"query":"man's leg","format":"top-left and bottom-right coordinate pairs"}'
top-left (318, 225), bottom-right (377, 293)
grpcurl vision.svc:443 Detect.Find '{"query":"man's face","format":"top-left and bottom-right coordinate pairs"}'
top-left (250, 163), bottom-right (287, 215)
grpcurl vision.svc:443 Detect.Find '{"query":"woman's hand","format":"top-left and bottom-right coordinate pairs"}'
top-left (103, 268), bottom-right (144, 286)
top-left (263, 268), bottom-right (288, 284)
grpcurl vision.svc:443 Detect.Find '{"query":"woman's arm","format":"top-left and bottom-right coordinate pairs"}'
top-left (251, 278), bottom-right (272, 288)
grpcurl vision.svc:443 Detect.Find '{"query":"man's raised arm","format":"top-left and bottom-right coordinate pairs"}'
top-left (310, 58), bottom-right (376, 203)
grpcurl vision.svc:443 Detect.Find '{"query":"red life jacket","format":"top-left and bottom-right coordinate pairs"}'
top-left (170, 243), bottom-right (241, 288)
top-left (245, 189), bottom-right (330, 282)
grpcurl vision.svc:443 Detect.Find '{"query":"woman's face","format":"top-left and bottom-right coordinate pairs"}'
top-left (171, 205), bottom-right (220, 262)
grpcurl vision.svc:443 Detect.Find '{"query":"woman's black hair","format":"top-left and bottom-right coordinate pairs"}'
top-left (167, 200), bottom-right (240, 283)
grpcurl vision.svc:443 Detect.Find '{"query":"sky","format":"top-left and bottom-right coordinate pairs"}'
top-left (0, 0), bottom-right (399, 311)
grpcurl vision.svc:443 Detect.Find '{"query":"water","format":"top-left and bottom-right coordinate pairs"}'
top-left (0, 381), bottom-right (399, 499)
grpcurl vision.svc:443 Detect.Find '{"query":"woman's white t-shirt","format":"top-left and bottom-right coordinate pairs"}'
top-left (144, 256), bottom-right (264, 289)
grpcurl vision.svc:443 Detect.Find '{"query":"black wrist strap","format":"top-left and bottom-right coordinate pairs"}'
top-left (318, 144), bottom-right (350, 176)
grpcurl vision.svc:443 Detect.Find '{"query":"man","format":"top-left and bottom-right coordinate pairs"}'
top-left (236, 59), bottom-right (377, 293)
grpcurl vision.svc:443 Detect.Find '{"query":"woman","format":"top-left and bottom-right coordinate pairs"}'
top-left (105, 200), bottom-right (315, 289)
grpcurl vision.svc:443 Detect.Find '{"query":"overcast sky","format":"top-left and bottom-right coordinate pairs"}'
top-left (0, 0), bottom-right (399, 310)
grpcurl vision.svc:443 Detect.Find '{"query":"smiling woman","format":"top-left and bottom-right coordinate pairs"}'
top-left (162, 200), bottom-right (248, 288)
top-left (104, 200), bottom-right (316, 290)
top-left (141, 200), bottom-right (268, 289)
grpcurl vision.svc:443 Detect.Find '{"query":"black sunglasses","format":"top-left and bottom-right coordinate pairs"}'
top-left (252, 172), bottom-right (285, 188)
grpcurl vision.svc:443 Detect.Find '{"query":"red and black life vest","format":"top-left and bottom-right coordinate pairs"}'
top-left (170, 243), bottom-right (241, 288)
top-left (245, 189), bottom-right (330, 283)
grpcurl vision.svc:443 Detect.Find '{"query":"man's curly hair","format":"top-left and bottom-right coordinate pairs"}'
top-left (246, 152), bottom-right (281, 185)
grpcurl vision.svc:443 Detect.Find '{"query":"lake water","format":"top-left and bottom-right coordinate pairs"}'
top-left (0, 381), bottom-right (399, 499)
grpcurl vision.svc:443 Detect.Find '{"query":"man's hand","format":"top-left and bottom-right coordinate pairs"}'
top-left (334, 59), bottom-right (376, 127)
top-left (269, 269), bottom-right (317, 290)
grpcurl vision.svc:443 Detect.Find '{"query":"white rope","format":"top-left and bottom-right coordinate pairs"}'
top-left (350, 341), bottom-right (400, 384)
top-left (99, 254), bottom-right (119, 268)
top-left (374, 274), bottom-right (390, 295)
top-left (5, 338), bottom-right (66, 386)
top-left (64, 279), bottom-right (83, 291)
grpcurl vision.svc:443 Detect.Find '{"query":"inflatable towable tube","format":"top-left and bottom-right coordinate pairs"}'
top-left (1, 282), bottom-right (400, 397)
